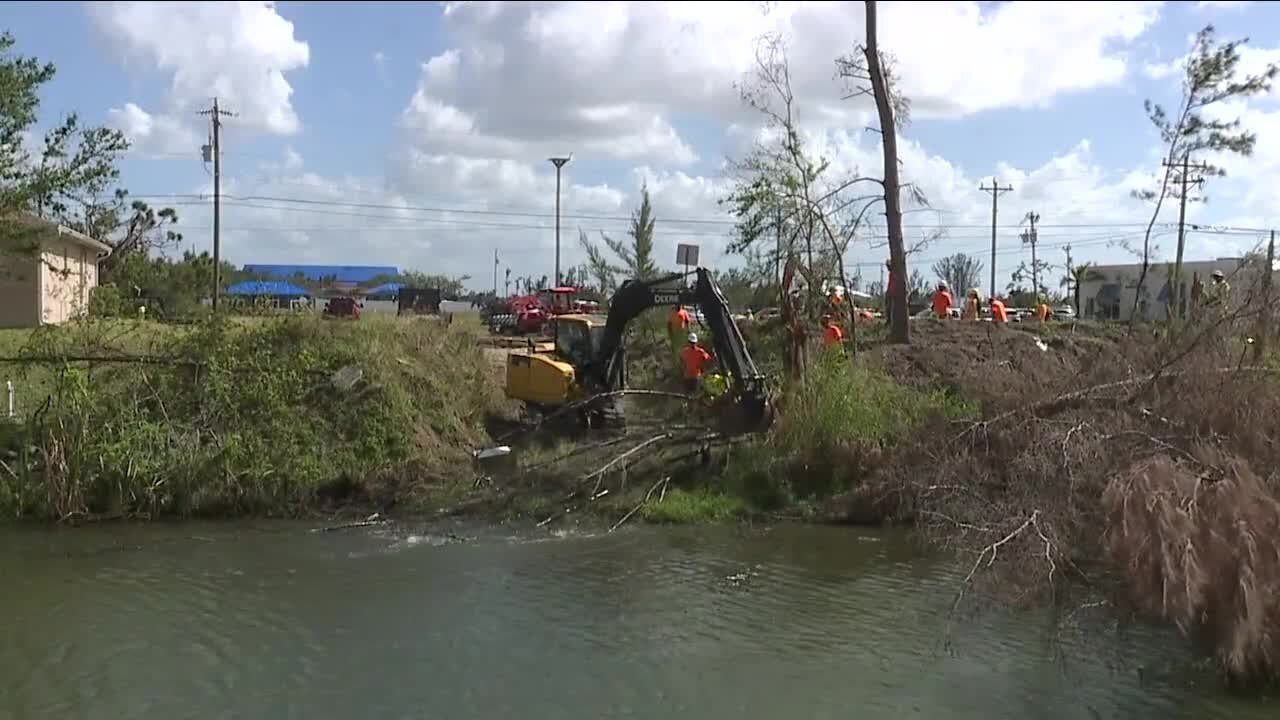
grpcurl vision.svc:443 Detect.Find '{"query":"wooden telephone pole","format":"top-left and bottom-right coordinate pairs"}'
top-left (198, 98), bottom-right (235, 311)
top-left (1020, 211), bottom-right (1040, 301)
top-left (980, 179), bottom-right (1013, 299)
top-left (1164, 152), bottom-right (1210, 318)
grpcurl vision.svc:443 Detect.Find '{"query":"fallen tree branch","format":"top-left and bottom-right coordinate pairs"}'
top-left (579, 433), bottom-right (674, 488)
top-left (954, 510), bottom-right (1041, 611)
top-left (954, 366), bottom-right (1280, 444)
top-left (610, 476), bottom-right (670, 532)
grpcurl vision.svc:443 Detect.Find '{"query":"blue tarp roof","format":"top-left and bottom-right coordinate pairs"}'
top-left (225, 280), bottom-right (311, 297)
top-left (362, 282), bottom-right (401, 296)
top-left (241, 264), bottom-right (399, 283)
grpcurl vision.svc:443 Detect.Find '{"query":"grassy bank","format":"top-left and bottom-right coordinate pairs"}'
top-left (0, 315), bottom-right (511, 520)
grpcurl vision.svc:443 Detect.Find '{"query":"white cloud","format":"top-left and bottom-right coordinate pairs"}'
top-left (106, 102), bottom-right (200, 156)
top-left (88, 1), bottom-right (310, 137)
top-left (1196, 1), bottom-right (1252, 10)
top-left (122, 1), bottom-right (1280, 292)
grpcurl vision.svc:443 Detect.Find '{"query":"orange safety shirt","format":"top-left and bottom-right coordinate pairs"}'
top-left (931, 290), bottom-right (953, 318)
top-left (990, 299), bottom-right (1008, 323)
top-left (823, 323), bottom-right (844, 348)
top-left (679, 345), bottom-right (714, 379)
top-left (668, 307), bottom-right (691, 334)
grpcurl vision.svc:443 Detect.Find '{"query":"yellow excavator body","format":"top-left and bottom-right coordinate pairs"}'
top-left (505, 351), bottom-right (576, 406)
top-left (503, 314), bottom-right (604, 408)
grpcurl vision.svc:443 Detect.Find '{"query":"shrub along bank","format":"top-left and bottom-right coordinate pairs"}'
top-left (0, 316), bottom-right (509, 520)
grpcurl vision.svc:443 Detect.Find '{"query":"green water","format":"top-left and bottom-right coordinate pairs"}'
top-left (0, 522), bottom-right (1273, 719)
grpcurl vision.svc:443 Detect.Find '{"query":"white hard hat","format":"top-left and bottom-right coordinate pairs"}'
top-left (687, 332), bottom-right (698, 344)
top-left (1212, 269), bottom-right (1225, 279)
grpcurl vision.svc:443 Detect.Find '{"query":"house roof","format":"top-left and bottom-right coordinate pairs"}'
top-left (241, 264), bottom-right (398, 283)
top-left (225, 280), bottom-right (311, 297)
top-left (2, 212), bottom-right (113, 255)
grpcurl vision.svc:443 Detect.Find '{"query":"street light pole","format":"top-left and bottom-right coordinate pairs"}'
top-left (548, 154), bottom-right (573, 286)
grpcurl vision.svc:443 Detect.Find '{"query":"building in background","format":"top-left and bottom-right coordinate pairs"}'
top-left (241, 264), bottom-right (398, 293)
top-left (0, 214), bottom-right (112, 328)
top-left (1076, 257), bottom-right (1276, 322)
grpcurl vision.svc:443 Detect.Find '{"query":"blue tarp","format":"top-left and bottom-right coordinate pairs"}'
top-left (241, 264), bottom-right (399, 283)
top-left (362, 282), bottom-right (400, 297)
top-left (225, 280), bottom-right (311, 297)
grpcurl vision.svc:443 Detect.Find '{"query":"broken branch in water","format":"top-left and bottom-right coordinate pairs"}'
top-left (953, 510), bottom-right (1042, 612)
top-left (579, 433), bottom-right (674, 488)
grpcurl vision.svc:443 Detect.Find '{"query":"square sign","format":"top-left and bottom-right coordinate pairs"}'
top-left (676, 243), bottom-right (700, 267)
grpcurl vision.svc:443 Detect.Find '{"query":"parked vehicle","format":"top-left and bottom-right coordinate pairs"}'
top-left (323, 297), bottom-right (361, 319)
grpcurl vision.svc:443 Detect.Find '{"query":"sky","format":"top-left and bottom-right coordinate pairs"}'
top-left (7, 0), bottom-right (1280, 293)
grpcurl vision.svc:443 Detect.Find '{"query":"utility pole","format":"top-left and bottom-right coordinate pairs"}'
top-left (492, 249), bottom-right (499, 298)
top-left (1257, 229), bottom-right (1276, 361)
top-left (1020, 211), bottom-right (1040, 302)
top-left (1164, 152), bottom-right (1209, 318)
top-left (1063, 243), bottom-right (1076, 314)
top-left (504, 268), bottom-right (511, 297)
top-left (979, 179), bottom-right (1013, 300)
top-left (198, 98), bottom-right (234, 311)
top-left (548, 155), bottom-right (573, 286)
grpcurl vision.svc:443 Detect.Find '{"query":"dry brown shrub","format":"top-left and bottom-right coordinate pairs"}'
top-left (1102, 449), bottom-right (1280, 682)
top-left (858, 284), bottom-right (1280, 682)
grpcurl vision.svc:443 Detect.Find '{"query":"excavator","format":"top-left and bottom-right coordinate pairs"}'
top-left (504, 268), bottom-right (772, 434)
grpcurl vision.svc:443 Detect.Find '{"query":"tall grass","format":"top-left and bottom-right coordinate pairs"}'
top-left (0, 315), bottom-right (507, 520)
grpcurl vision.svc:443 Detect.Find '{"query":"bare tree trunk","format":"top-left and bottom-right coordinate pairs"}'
top-left (864, 0), bottom-right (909, 344)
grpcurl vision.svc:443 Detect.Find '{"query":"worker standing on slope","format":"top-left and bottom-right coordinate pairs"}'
top-left (989, 296), bottom-right (1009, 324)
top-left (668, 305), bottom-right (691, 356)
top-left (962, 288), bottom-right (982, 320)
top-left (931, 282), bottom-right (953, 319)
top-left (1204, 269), bottom-right (1231, 319)
top-left (679, 332), bottom-right (715, 395)
top-left (822, 314), bottom-right (844, 349)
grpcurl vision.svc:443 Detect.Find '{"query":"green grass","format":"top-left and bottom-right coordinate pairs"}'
top-left (639, 488), bottom-right (745, 523)
top-left (0, 315), bottom-right (506, 521)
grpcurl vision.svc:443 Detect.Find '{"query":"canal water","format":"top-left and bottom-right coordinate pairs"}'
top-left (0, 522), bottom-right (1272, 720)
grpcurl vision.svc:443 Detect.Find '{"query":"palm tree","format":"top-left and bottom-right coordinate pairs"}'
top-left (1061, 263), bottom-right (1105, 317)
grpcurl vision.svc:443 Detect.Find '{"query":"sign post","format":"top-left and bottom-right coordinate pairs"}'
top-left (676, 243), bottom-right (700, 286)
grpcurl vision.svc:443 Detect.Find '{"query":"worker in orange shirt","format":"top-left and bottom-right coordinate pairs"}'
top-left (679, 333), bottom-right (715, 395)
top-left (668, 305), bottom-right (691, 355)
top-left (989, 296), bottom-right (1009, 323)
top-left (822, 314), bottom-right (844, 349)
top-left (931, 282), bottom-right (953, 319)
top-left (1036, 297), bottom-right (1051, 322)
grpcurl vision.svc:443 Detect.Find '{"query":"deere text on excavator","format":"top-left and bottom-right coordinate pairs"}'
top-left (503, 268), bottom-right (772, 434)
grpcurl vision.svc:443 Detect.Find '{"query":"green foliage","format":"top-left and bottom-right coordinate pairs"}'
top-left (778, 350), bottom-right (975, 453)
top-left (639, 488), bottom-right (744, 524)
top-left (585, 183), bottom-right (661, 287)
top-left (579, 228), bottom-right (617, 295)
top-left (1142, 25), bottom-right (1278, 176)
top-left (94, 250), bottom-right (239, 319)
top-left (0, 31), bottom-right (128, 221)
top-left (0, 316), bottom-right (502, 520)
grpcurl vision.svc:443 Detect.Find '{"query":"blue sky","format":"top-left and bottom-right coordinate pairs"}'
top-left (9, 1), bottom-right (1280, 291)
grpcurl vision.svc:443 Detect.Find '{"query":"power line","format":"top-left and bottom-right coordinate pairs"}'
top-left (128, 191), bottom-right (1166, 231)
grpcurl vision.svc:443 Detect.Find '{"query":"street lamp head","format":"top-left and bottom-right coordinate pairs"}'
top-left (548, 154), bottom-right (573, 168)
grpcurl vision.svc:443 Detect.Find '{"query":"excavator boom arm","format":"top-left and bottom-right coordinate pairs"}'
top-left (589, 269), bottom-right (769, 428)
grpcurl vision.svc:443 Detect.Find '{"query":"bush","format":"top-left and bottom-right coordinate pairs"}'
top-left (777, 349), bottom-right (975, 453)
top-left (0, 315), bottom-right (506, 520)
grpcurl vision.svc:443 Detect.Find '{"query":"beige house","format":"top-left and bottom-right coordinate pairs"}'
top-left (0, 214), bottom-right (112, 328)
top-left (1076, 256), bottom-right (1277, 322)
